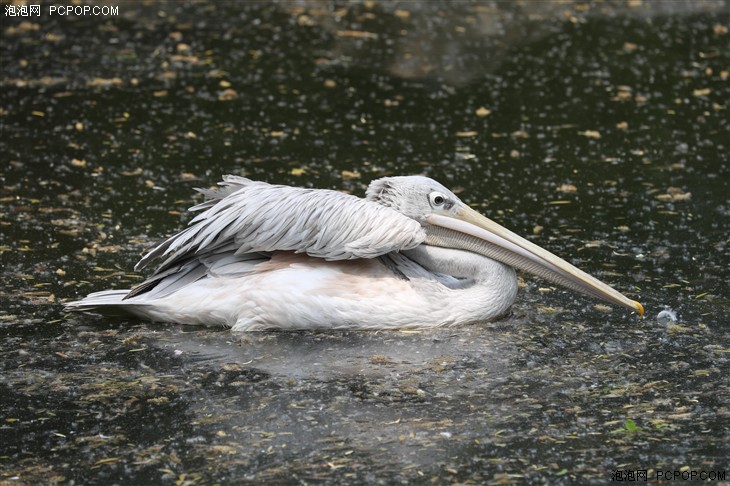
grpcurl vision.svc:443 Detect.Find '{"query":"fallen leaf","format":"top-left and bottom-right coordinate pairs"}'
top-left (656, 187), bottom-right (691, 202)
top-left (87, 77), bottom-right (123, 87)
top-left (475, 106), bottom-right (491, 117)
top-left (394, 9), bottom-right (411, 19)
top-left (341, 170), bottom-right (360, 180)
top-left (179, 172), bottom-right (198, 181)
top-left (336, 30), bottom-right (378, 39)
top-left (557, 184), bottom-right (577, 193)
top-left (218, 89), bottom-right (237, 101)
top-left (579, 130), bottom-right (601, 139)
top-left (511, 130), bottom-right (529, 139)
top-left (713, 24), bottom-right (728, 35)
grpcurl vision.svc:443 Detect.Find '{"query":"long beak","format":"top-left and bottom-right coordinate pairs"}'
top-left (425, 205), bottom-right (644, 317)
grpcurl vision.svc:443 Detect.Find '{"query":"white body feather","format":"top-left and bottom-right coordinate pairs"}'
top-left (72, 252), bottom-right (517, 331)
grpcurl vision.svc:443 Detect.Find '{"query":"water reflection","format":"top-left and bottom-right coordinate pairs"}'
top-left (298, 0), bottom-right (729, 86)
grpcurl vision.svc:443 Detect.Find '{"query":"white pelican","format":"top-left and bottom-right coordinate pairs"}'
top-left (65, 175), bottom-right (644, 330)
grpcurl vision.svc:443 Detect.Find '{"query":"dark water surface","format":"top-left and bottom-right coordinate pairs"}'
top-left (2, 1), bottom-right (729, 484)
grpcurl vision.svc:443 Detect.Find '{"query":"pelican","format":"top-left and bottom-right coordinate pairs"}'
top-left (65, 175), bottom-right (644, 330)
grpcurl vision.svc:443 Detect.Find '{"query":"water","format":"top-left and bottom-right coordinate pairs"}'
top-left (1, 1), bottom-right (729, 483)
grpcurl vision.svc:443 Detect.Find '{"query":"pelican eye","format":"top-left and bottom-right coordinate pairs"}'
top-left (429, 192), bottom-right (450, 208)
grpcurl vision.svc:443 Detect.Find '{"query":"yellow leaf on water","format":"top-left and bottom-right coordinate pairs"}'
top-left (475, 106), bottom-right (491, 117)
top-left (336, 30), bottom-right (378, 39)
top-left (394, 9), bottom-right (411, 19)
top-left (557, 184), bottom-right (577, 193)
top-left (341, 170), bottom-right (360, 180)
top-left (87, 77), bottom-right (123, 87)
top-left (579, 130), bottom-right (601, 139)
top-left (121, 168), bottom-right (143, 176)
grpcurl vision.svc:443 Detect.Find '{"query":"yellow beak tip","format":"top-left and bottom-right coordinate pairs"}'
top-left (633, 301), bottom-right (645, 318)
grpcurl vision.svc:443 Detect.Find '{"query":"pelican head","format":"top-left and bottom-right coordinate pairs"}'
top-left (366, 176), bottom-right (460, 222)
top-left (367, 176), bottom-right (644, 317)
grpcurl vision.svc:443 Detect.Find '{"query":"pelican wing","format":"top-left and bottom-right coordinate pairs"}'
top-left (135, 176), bottom-right (426, 275)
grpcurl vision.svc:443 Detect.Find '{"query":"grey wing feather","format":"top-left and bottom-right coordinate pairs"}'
top-left (125, 251), bottom-right (269, 300)
top-left (135, 176), bottom-right (426, 276)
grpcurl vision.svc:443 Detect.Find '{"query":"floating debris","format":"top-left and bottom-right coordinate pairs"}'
top-left (579, 129), bottom-right (601, 139)
top-left (557, 184), bottom-right (578, 193)
top-left (656, 307), bottom-right (678, 325)
top-left (655, 187), bottom-right (692, 202)
top-left (475, 106), bottom-right (491, 117)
